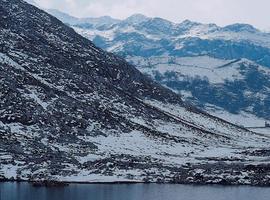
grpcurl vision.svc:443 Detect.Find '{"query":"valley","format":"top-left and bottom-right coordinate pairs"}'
top-left (0, 0), bottom-right (270, 186)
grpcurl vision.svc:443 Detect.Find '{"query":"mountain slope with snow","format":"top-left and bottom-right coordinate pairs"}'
top-left (1, 0), bottom-right (270, 185)
top-left (47, 10), bottom-right (270, 129)
top-left (130, 56), bottom-right (270, 127)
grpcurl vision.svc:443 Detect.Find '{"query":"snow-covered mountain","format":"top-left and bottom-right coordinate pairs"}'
top-left (47, 9), bottom-right (120, 28)
top-left (47, 10), bottom-right (270, 128)
top-left (1, 0), bottom-right (270, 185)
top-left (64, 14), bottom-right (270, 68)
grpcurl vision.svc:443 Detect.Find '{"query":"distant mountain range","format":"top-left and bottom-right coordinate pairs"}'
top-left (47, 9), bottom-right (270, 66)
top-left (47, 9), bottom-right (270, 128)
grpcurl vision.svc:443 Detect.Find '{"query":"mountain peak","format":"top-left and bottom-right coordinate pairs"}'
top-left (83, 15), bottom-right (120, 27)
top-left (180, 19), bottom-right (202, 26)
top-left (223, 23), bottom-right (258, 33)
top-left (124, 13), bottom-right (149, 24)
top-left (46, 9), bottom-right (80, 25)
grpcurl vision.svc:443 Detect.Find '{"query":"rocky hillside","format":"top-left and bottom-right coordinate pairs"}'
top-left (47, 10), bottom-right (270, 128)
top-left (1, 0), bottom-right (270, 185)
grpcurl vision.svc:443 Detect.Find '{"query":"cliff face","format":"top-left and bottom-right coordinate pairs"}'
top-left (1, 0), bottom-right (270, 185)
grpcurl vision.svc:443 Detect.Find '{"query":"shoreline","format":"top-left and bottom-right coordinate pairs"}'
top-left (1, 179), bottom-right (270, 188)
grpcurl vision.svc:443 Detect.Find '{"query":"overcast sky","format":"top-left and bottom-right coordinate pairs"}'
top-left (30, 0), bottom-right (270, 30)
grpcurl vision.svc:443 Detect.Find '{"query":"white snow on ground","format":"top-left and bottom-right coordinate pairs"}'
top-left (0, 53), bottom-right (26, 71)
top-left (23, 89), bottom-right (49, 109)
top-left (79, 130), bottom-right (197, 166)
top-left (106, 42), bottom-right (124, 52)
top-left (1, 97), bottom-right (269, 182)
top-left (0, 164), bottom-right (19, 179)
top-left (204, 104), bottom-right (266, 127)
top-left (180, 29), bottom-right (270, 49)
top-left (0, 121), bottom-right (40, 138)
top-left (249, 128), bottom-right (270, 135)
top-left (73, 27), bottom-right (116, 41)
top-left (54, 108), bottom-right (269, 183)
top-left (75, 154), bottom-right (104, 164)
top-left (138, 56), bottom-right (229, 69)
top-left (132, 56), bottom-right (246, 84)
top-left (144, 100), bottom-right (269, 145)
top-left (130, 55), bottom-right (270, 82)
top-left (58, 170), bottom-right (143, 183)
top-left (202, 102), bottom-right (270, 135)
top-left (180, 90), bottom-right (193, 98)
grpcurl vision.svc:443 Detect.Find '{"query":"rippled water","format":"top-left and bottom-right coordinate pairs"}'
top-left (1, 182), bottom-right (270, 200)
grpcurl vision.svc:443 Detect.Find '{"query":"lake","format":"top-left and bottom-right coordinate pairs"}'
top-left (1, 182), bottom-right (270, 200)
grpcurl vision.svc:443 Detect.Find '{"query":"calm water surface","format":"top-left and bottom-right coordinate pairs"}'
top-left (1, 182), bottom-right (270, 200)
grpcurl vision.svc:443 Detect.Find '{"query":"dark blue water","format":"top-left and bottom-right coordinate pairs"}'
top-left (1, 182), bottom-right (270, 200)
